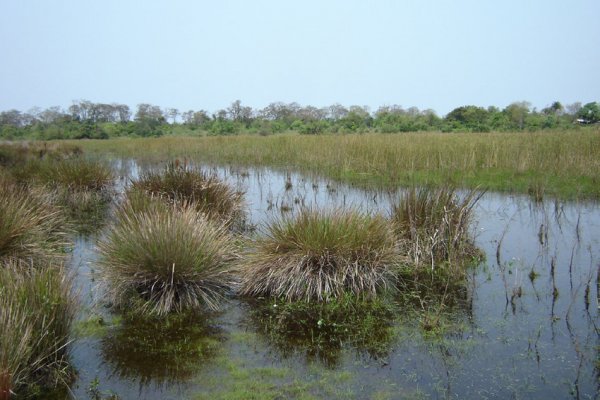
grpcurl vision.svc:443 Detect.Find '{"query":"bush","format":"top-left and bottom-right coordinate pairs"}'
top-left (97, 202), bottom-right (238, 316)
top-left (238, 208), bottom-right (400, 302)
top-left (0, 260), bottom-right (75, 397)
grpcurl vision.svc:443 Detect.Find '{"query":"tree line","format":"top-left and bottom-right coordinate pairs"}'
top-left (0, 99), bottom-right (598, 140)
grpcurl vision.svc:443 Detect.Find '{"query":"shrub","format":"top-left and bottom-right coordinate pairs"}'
top-left (238, 208), bottom-right (400, 302)
top-left (391, 186), bottom-right (483, 271)
top-left (0, 182), bottom-right (69, 264)
top-left (97, 202), bottom-right (238, 316)
top-left (0, 260), bottom-right (75, 397)
top-left (129, 161), bottom-right (244, 226)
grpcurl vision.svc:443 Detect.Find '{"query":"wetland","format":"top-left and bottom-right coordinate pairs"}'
top-left (1, 140), bottom-right (599, 399)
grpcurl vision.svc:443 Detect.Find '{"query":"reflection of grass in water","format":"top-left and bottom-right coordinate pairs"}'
top-left (100, 312), bottom-right (224, 386)
top-left (244, 295), bottom-right (398, 368)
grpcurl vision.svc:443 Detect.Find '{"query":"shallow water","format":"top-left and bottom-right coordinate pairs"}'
top-left (66, 160), bottom-right (599, 399)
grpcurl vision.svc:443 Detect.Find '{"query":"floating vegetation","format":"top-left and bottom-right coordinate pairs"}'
top-left (97, 202), bottom-right (238, 316)
top-left (129, 161), bottom-right (244, 227)
top-left (0, 260), bottom-right (75, 398)
top-left (238, 208), bottom-right (400, 302)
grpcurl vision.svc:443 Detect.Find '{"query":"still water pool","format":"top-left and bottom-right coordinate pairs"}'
top-left (66, 160), bottom-right (599, 399)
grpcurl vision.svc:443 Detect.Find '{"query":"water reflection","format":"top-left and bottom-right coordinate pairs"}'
top-left (243, 298), bottom-right (397, 368)
top-left (100, 313), bottom-right (225, 388)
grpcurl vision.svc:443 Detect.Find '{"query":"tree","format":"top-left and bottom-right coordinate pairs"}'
top-left (577, 102), bottom-right (600, 123)
top-left (165, 108), bottom-right (180, 124)
top-left (135, 103), bottom-right (164, 122)
top-left (503, 102), bottom-right (531, 130)
top-left (0, 109), bottom-right (23, 127)
top-left (445, 105), bottom-right (489, 130)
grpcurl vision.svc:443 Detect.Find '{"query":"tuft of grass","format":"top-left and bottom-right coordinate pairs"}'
top-left (97, 202), bottom-right (238, 316)
top-left (34, 158), bottom-right (113, 192)
top-left (0, 181), bottom-right (69, 264)
top-left (129, 161), bottom-right (244, 226)
top-left (391, 186), bottom-right (483, 271)
top-left (0, 259), bottom-right (75, 398)
top-left (1, 144), bottom-right (114, 234)
top-left (238, 208), bottom-right (400, 302)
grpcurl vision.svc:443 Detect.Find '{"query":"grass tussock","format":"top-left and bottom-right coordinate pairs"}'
top-left (0, 260), bottom-right (75, 398)
top-left (97, 201), bottom-right (238, 316)
top-left (0, 182), bottom-right (69, 264)
top-left (130, 161), bottom-right (244, 225)
top-left (390, 186), bottom-right (483, 307)
top-left (1, 142), bottom-right (114, 233)
top-left (392, 186), bottom-right (483, 271)
top-left (33, 158), bottom-right (113, 192)
top-left (238, 208), bottom-right (400, 302)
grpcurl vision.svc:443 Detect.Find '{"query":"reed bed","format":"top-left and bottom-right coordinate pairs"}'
top-left (129, 161), bottom-right (244, 226)
top-left (0, 260), bottom-right (75, 398)
top-left (97, 201), bottom-right (238, 316)
top-left (238, 209), bottom-right (400, 302)
top-left (74, 128), bottom-right (600, 199)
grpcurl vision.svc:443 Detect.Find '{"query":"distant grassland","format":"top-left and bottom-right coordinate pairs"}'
top-left (73, 128), bottom-right (600, 199)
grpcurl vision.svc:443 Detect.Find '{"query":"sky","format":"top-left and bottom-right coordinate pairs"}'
top-left (1, 0), bottom-right (599, 116)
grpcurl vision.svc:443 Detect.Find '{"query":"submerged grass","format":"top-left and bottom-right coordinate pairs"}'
top-left (0, 260), bottom-right (75, 398)
top-left (74, 128), bottom-right (600, 199)
top-left (97, 201), bottom-right (238, 316)
top-left (129, 161), bottom-right (244, 226)
top-left (238, 208), bottom-right (400, 302)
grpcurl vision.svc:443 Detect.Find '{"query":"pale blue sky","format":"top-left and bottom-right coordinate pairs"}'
top-left (1, 0), bottom-right (598, 116)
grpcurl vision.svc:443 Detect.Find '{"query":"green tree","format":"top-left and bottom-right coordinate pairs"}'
top-left (577, 102), bottom-right (600, 123)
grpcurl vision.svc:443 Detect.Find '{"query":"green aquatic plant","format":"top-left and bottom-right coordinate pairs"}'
top-left (238, 208), bottom-right (400, 302)
top-left (0, 260), bottom-right (75, 398)
top-left (97, 202), bottom-right (238, 316)
top-left (129, 161), bottom-right (244, 225)
top-left (0, 182), bottom-right (69, 264)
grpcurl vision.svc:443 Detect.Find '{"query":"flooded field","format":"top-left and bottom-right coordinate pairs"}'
top-left (66, 160), bottom-right (599, 399)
